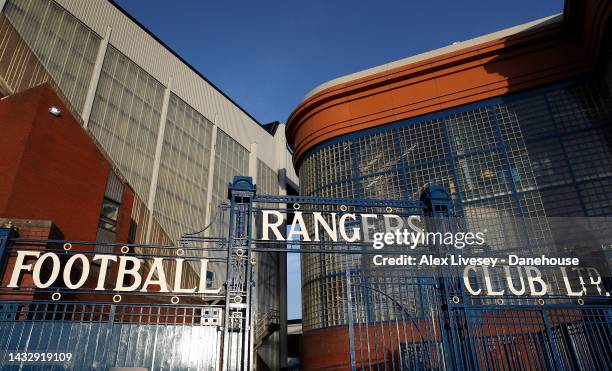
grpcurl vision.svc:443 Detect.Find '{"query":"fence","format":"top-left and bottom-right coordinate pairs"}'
top-left (0, 176), bottom-right (610, 370)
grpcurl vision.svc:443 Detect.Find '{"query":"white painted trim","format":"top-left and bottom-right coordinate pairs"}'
top-left (145, 76), bottom-right (172, 243)
top-left (249, 142), bottom-right (258, 183)
top-left (82, 26), bottom-right (111, 128)
top-left (203, 123), bottom-right (218, 237)
top-left (301, 14), bottom-right (562, 102)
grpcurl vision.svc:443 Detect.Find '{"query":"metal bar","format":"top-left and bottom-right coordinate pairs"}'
top-left (345, 263), bottom-right (357, 371)
top-left (254, 194), bottom-right (425, 209)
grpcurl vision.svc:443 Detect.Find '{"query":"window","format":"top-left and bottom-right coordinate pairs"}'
top-left (99, 198), bottom-right (120, 232)
top-left (206, 271), bottom-right (214, 288)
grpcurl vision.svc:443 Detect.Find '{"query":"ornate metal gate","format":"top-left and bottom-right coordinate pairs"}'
top-left (0, 175), bottom-right (611, 370)
top-left (244, 176), bottom-right (612, 370)
top-left (0, 233), bottom-right (228, 369)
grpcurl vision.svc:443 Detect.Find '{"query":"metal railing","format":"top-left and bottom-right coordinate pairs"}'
top-left (254, 308), bottom-right (280, 347)
top-left (0, 176), bottom-right (610, 370)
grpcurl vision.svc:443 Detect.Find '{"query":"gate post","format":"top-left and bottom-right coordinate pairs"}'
top-left (345, 261), bottom-right (357, 371)
top-left (223, 176), bottom-right (256, 371)
top-left (420, 186), bottom-right (467, 369)
top-left (420, 185), bottom-right (451, 217)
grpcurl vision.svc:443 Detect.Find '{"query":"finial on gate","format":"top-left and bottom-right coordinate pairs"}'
top-left (420, 185), bottom-right (451, 215)
top-left (227, 176), bottom-right (256, 199)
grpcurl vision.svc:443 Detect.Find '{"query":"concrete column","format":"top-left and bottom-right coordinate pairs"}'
top-left (82, 26), bottom-right (112, 128)
top-left (248, 141), bottom-right (258, 307)
top-left (145, 77), bottom-right (172, 243)
top-left (249, 142), bottom-right (258, 183)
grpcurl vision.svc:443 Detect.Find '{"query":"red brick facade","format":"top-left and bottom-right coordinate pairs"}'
top-left (0, 84), bottom-right (134, 242)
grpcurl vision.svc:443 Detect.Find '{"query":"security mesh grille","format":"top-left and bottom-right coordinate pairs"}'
top-left (298, 79), bottom-right (612, 329)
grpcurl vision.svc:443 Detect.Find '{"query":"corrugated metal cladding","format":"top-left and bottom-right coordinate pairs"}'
top-left (52, 0), bottom-right (285, 170)
top-left (257, 159), bottom-right (279, 196)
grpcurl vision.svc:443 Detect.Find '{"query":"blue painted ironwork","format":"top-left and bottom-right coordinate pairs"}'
top-left (0, 301), bottom-right (224, 369)
top-left (0, 230), bottom-right (231, 368)
top-left (254, 194), bottom-right (425, 210)
top-left (0, 174), bottom-right (610, 370)
top-left (223, 176), bottom-right (256, 371)
top-left (257, 179), bottom-right (612, 370)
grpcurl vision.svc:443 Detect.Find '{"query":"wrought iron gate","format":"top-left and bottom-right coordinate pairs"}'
top-left (0, 175), bottom-right (611, 370)
top-left (244, 176), bottom-right (612, 370)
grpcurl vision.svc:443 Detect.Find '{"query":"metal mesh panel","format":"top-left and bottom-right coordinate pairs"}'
top-left (297, 79), bottom-right (612, 330)
top-left (447, 107), bottom-right (499, 154)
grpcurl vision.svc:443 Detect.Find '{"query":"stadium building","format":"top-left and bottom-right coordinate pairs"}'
top-left (286, 0), bottom-right (612, 368)
top-left (0, 0), bottom-right (297, 369)
top-left (1, 0), bottom-right (611, 369)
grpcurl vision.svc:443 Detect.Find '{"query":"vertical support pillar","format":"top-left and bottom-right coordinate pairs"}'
top-left (275, 124), bottom-right (289, 369)
top-left (345, 261), bottom-right (357, 371)
top-left (203, 123), bottom-right (218, 236)
top-left (82, 26), bottom-right (112, 128)
top-left (248, 143), bottom-right (258, 184)
top-left (145, 77), bottom-right (172, 243)
top-left (223, 176), bottom-right (256, 371)
top-left (275, 125), bottom-right (287, 196)
top-left (421, 185), bottom-right (463, 369)
top-left (247, 142), bottom-right (258, 367)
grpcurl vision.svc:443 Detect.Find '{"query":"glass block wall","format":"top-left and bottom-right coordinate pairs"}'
top-left (298, 79), bottom-right (612, 330)
top-left (3, 0), bottom-right (100, 112)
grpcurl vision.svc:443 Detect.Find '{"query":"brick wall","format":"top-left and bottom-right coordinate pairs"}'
top-left (0, 219), bottom-right (62, 301)
top-left (0, 84), bottom-right (134, 242)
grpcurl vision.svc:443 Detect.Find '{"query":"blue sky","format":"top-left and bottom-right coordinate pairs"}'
top-left (115, 0), bottom-right (563, 125)
top-left (115, 0), bottom-right (564, 319)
